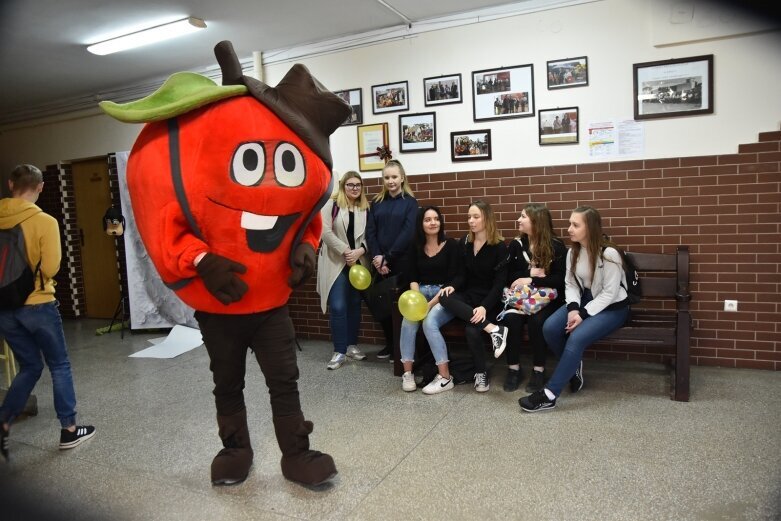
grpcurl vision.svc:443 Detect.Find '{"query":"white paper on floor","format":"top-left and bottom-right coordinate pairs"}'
top-left (129, 325), bottom-right (203, 359)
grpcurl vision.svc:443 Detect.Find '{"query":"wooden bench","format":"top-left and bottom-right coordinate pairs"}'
top-left (390, 246), bottom-right (692, 402)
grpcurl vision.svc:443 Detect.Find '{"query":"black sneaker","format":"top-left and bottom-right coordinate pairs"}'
top-left (59, 425), bottom-right (96, 450)
top-left (569, 361), bottom-right (584, 393)
top-left (526, 370), bottom-right (545, 393)
top-left (490, 326), bottom-right (509, 358)
top-left (1, 424), bottom-right (9, 462)
top-left (503, 368), bottom-right (523, 392)
top-left (376, 346), bottom-right (391, 360)
top-left (519, 390), bottom-right (556, 412)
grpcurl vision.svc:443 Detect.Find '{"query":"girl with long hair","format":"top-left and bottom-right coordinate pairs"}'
top-left (365, 159), bottom-right (418, 360)
top-left (498, 203), bottom-right (567, 392)
top-left (520, 206), bottom-right (630, 412)
top-left (316, 171), bottom-right (370, 369)
top-left (439, 200), bottom-right (509, 393)
top-left (399, 206), bottom-right (460, 394)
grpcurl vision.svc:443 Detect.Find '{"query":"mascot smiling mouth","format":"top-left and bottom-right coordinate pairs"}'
top-left (241, 211), bottom-right (300, 253)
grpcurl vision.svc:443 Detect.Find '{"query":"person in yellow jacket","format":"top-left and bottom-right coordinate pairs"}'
top-left (0, 164), bottom-right (95, 463)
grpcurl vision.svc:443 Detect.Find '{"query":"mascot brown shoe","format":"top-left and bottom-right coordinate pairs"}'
top-left (212, 409), bottom-right (254, 486)
top-left (273, 413), bottom-right (337, 486)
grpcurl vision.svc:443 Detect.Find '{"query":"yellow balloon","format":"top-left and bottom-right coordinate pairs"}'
top-left (348, 264), bottom-right (371, 290)
top-left (398, 290), bottom-right (428, 321)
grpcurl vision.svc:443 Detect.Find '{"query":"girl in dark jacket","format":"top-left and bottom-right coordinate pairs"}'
top-left (439, 200), bottom-right (508, 393)
top-left (498, 203), bottom-right (566, 392)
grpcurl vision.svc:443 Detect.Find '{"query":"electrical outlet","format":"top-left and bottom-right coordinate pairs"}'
top-left (724, 300), bottom-right (738, 312)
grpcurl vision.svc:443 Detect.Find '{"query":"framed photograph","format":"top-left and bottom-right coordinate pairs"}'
top-left (450, 129), bottom-right (491, 162)
top-left (547, 56), bottom-right (588, 89)
top-left (334, 88), bottom-right (363, 126)
top-left (471, 64), bottom-right (534, 121)
top-left (371, 80), bottom-right (409, 114)
top-left (357, 123), bottom-right (390, 171)
top-left (399, 112), bottom-right (436, 153)
top-left (539, 107), bottom-right (579, 145)
top-left (633, 54), bottom-right (713, 120)
top-left (423, 74), bottom-right (462, 106)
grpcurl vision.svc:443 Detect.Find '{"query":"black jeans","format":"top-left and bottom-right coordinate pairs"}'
top-left (195, 306), bottom-right (301, 418)
top-left (498, 300), bottom-right (563, 367)
top-left (439, 292), bottom-right (496, 374)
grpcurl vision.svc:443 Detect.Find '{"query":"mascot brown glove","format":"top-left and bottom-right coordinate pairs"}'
top-left (288, 243), bottom-right (316, 288)
top-left (195, 253), bottom-right (249, 305)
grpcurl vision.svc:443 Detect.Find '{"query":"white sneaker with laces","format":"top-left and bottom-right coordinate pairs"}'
top-left (474, 372), bottom-right (490, 393)
top-left (346, 345), bottom-right (367, 360)
top-left (327, 352), bottom-right (346, 370)
top-left (402, 371), bottom-right (417, 392)
top-left (491, 326), bottom-right (508, 358)
top-left (422, 374), bottom-right (454, 395)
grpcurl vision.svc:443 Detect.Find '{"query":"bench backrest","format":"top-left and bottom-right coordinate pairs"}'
top-left (624, 246), bottom-right (690, 302)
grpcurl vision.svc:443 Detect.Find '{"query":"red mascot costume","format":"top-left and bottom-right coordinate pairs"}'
top-left (100, 41), bottom-right (350, 487)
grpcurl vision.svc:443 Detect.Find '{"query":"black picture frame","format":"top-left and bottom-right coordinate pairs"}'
top-left (471, 64), bottom-right (534, 121)
top-left (538, 107), bottom-right (579, 146)
top-left (451, 129), bottom-right (491, 162)
top-left (546, 56), bottom-right (588, 89)
top-left (333, 88), bottom-right (363, 126)
top-left (371, 80), bottom-right (409, 114)
top-left (633, 54), bottom-right (714, 120)
top-left (423, 73), bottom-right (463, 106)
top-left (399, 112), bottom-right (436, 153)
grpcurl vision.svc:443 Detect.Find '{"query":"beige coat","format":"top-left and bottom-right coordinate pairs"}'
top-left (316, 202), bottom-right (369, 313)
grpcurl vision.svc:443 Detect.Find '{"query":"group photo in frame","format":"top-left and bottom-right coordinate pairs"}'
top-left (371, 80), bottom-right (409, 114)
top-left (399, 112), bottom-right (436, 153)
top-left (538, 107), bottom-right (579, 145)
top-left (357, 122), bottom-right (390, 171)
top-left (423, 73), bottom-right (462, 106)
top-left (546, 56), bottom-right (588, 89)
top-left (334, 88), bottom-right (363, 126)
top-left (633, 54), bottom-right (714, 120)
top-left (450, 129), bottom-right (491, 161)
top-left (472, 64), bottom-right (534, 121)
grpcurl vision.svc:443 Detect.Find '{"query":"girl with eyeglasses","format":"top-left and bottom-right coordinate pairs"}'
top-left (317, 171), bottom-right (370, 369)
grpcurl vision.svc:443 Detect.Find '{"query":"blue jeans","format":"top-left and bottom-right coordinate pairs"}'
top-left (542, 290), bottom-right (629, 397)
top-left (400, 285), bottom-right (454, 366)
top-left (0, 302), bottom-right (78, 428)
top-left (327, 267), bottom-right (362, 354)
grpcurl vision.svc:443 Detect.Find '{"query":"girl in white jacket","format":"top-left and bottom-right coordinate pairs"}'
top-left (520, 206), bottom-right (630, 412)
top-left (316, 171), bottom-right (370, 369)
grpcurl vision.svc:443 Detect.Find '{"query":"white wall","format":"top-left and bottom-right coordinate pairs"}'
top-left (1, 0), bottom-right (779, 179)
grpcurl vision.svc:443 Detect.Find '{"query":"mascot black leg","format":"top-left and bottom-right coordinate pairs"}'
top-left (252, 307), bottom-right (337, 486)
top-left (196, 311), bottom-right (256, 486)
top-left (212, 409), bottom-right (254, 485)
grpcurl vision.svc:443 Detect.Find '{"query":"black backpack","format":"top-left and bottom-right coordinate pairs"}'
top-left (615, 248), bottom-right (641, 305)
top-left (0, 225), bottom-right (41, 309)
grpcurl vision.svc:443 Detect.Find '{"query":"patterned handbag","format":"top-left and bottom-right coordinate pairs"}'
top-left (497, 283), bottom-right (557, 320)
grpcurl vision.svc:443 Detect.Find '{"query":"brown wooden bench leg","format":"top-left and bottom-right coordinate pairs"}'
top-left (673, 311), bottom-right (691, 402)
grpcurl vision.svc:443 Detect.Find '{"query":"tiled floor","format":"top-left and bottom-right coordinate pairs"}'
top-left (1, 318), bottom-right (779, 521)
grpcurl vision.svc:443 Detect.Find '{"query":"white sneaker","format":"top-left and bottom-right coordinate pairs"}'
top-left (327, 352), bottom-right (346, 370)
top-left (491, 326), bottom-right (508, 358)
top-left (402, 371), bottom-right (416, 392)
top-left (346, 345), bottom-right (367, 361)
top-left (422, 374), bottom-right (454, 395)
top-left (474, 372), bottom-right (490, 393)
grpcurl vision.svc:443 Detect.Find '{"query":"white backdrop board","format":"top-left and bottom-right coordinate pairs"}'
top-left (116, 151), bottom-right (197, 329)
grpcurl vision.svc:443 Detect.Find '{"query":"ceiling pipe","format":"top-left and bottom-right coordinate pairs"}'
top-left (375, 0), bottom-right (413, 28)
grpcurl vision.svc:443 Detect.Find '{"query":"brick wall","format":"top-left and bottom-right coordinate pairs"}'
top-left (289, 125), bottom-right (781, 370)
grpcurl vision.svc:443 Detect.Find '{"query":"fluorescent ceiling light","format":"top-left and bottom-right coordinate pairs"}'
top-left (87, 17), bottom-right (206, 56)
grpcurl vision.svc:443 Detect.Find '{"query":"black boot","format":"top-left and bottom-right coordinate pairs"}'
top-left (503, 368), bottom-right (523, 392)
top-left (273, 413), bottom-right (337, 486)
top-left (211, 409), bottom-right (253, 486)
